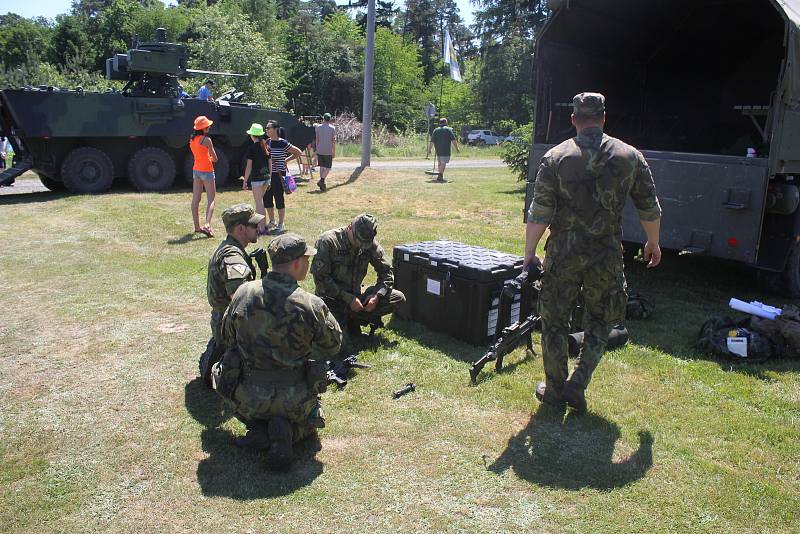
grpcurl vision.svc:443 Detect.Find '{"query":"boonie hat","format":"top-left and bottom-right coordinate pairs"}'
top-left (194, 115), bottom-right (214, 130)
top-left (572, 92), bottom-right (605, 117)
top-left (246, 123), bottom-right (265, 137)
top-left (222, 203), bottom-right (265, 231)
top-left (268, 233), bottom-right (317, 265)
top-left (352, 214), bottom-right (378, 248)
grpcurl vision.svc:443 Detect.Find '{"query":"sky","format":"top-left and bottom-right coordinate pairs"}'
top-left (1, 0), bottom-right (478, 26)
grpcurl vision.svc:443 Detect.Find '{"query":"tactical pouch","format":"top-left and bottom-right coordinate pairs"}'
top-left (212, 347), bottom-right (243, 401)
top-left (305, 359), bottom-right (328, 394)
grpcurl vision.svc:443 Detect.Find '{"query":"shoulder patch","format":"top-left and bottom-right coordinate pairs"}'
top-left (226, 263), bottom-right (250, 279)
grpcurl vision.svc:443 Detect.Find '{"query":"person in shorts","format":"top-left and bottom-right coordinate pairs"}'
top-left (189, 115), bottom-right (219, 237)
top-left (315, 113), bottom-right (336, 191)
top-left (241, 123), bottom-right (272, 236)
top-left (427, 117), bottom-right (460, 182)
top-left (264, 120), bottom-right (304, 234)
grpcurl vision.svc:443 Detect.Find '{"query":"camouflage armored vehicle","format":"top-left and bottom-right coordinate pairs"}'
top-left (0, 29), bottom-right (315, 193)
top-left (525, 0), bottom-right (800, 296)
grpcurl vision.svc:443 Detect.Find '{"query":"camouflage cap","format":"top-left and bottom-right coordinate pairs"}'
top-left (352, 213), bottom-right (378, 248)
top-left (268, 233), bottom-right (317, 265)
top-left (573, 92), bottom-right (606, 117)
top-left (222, 203), bottom-right (265, 231)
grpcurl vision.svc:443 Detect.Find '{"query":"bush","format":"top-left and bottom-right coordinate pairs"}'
top-left (500, 122), bottom-right (533, 181)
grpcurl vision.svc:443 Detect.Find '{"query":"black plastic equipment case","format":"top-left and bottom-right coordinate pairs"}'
top-left (392, 240), bottom-right (524, 345)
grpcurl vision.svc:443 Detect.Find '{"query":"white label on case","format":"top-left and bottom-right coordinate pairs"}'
top-left (404, 254), bottom-right (409, 262)
top-left (426, 278), bottom-right (441, 295)
top-left (430, 260), bottom-right (438, 267)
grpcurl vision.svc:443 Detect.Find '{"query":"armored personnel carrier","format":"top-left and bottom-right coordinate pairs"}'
top-left (0, 28), bottom-right (315, 193)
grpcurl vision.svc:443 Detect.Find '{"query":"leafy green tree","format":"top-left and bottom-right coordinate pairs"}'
top-left (0, 14), bottom-right (54, 67)
top-left (500, 122), bottom-right (532, 181)
top-left (373, 26), bottom-right (424, 129)
top-left (130, 3), bottom-right (192, 44)
top-left (187, 5), bottom-right (288, 107)
top-left (51, 14), bottom-right (95, 67)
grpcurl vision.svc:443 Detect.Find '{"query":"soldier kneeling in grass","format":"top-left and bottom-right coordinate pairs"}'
top-left (212, 234), bottom-right (342, 471)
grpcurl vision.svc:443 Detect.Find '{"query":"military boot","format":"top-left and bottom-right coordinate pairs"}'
top-left (234, 420), bottom-right (270, 451)
top-left (535, 381), bottom-right (566, 409)
top-left (266, 416), bottom-right (294, 471)
top-left (562, 381), bottom-right (587, 415)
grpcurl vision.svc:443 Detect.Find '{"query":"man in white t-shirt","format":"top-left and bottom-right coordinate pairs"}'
top-left (315, 113), bottom-right (336, 192)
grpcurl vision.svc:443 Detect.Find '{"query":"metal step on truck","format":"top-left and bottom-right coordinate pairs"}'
top-left (524, 0), bottom-right (800, 296)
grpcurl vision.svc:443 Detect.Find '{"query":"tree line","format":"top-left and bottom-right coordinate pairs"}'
top-left (0, 0), bottom-right (549, 132)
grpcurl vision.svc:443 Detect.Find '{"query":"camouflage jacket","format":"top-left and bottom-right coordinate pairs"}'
top-left (221, 272), bottom-right (342, 372)
top-left (310, 227), bottom-right (394, 306)
top-left (528, 128), bottom-right (661, 245)
top-left (207, 235), bottom-right (255, 312)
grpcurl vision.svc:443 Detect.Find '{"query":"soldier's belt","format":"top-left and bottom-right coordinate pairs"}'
top-left (242, 366), bottom-right (304, 385)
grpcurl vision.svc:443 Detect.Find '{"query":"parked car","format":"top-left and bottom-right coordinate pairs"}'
top-left (467, 130), bottom-right (510, 146)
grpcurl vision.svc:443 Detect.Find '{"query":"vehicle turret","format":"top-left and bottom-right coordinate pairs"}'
top-left (105, 28), bottom-right (247, 98)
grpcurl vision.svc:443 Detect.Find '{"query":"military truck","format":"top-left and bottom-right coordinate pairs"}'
top-left (0, 29), bottom-right (315, 193)
top-left (524, 0), bottom-right (800, 296)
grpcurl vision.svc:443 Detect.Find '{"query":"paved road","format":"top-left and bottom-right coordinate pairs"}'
top-left (0, 159), bottom-right (507, 197)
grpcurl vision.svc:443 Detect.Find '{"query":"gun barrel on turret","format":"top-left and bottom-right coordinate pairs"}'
top-left (185, 69), bottom-right (248, 79)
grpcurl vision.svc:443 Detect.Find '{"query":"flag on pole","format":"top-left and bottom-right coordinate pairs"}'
top-left (443, 29), bottom-right (462, 82)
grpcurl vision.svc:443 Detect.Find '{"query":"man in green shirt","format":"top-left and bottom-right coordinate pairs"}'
top-left (427, 117), bottom-right (460, 182)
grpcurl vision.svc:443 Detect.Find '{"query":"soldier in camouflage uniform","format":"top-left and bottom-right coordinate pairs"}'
top-left (310, 214), bottom-right (406, 351)
top-left (216, 234), bottom-right (342, 470)
top-left (199, 204), bottom-right (264, 387)
top-left (525, 92), bottom-right (662, 414)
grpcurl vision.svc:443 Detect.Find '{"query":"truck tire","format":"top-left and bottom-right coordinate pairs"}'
top-left (183, 148), bottom-right (229, 187)
top-left (127, 147), bottom-right (176, 191)
top-left (756, 242), bottom-right (800, 298)
top-left (37, 173), bottom-right (66, 191)
top-left (784, 241), bottom-right (800, 298)
top-left (60, 147), bottom-right (114, 194)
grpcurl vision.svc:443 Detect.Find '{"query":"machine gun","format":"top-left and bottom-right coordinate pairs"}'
top-left (105, 28), bottom-right (247, 98)
top-left (326, 355), bottom-right (372, 388)
top-left (470, 265), bottom-right (543, 383)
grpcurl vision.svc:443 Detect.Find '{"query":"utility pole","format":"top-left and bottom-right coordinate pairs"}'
top-left (360, 0), bottom-right (376, 168)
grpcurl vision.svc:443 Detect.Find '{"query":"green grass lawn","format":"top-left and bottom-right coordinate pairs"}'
top-left (0, 166), bottom-right (798, 532)
top-left (337, 136), bottom-right (505, 159)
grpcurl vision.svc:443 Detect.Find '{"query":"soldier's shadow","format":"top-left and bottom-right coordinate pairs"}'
top-left (489, 404), bottom-right (653, 490)
top-left (184, 378), bottom-right (323, 499)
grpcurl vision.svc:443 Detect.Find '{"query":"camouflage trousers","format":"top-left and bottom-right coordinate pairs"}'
top-left (233, 379), bottom-right (320, 444)
top-left (538, 236), bottom-right (627, 393)
top-left (327, 285), bottom-right (406, 352)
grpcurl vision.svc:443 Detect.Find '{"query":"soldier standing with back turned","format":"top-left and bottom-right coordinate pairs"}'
top-left (200, 204), bottom-right (266, 387)
top-left (524, 92), bottom-right (662, 414)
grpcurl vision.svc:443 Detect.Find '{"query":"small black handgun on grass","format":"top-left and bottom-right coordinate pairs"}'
top-left (326, 355), bottom-right (372, 388)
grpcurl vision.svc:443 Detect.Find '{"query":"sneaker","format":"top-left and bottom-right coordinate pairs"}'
top-left (266, 221), bottom-right (277, 231)
top-left (316, 179), bottom-right (327, 192)
top-left (266, 416), bottom-right (293, 471)
top-left (276, 222), bottom-right (285, 233)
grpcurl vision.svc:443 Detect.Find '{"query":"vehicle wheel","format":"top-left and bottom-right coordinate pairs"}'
top-left (183, 148), bottom-right (230, 187)
top-left (127, 147), bottom-right (176, 191)
top-left (783, 241), bottom-right (800, 297)
top-left (756, 241), bottom-right (800, 298)
top-left (36, 173), bottom-right (66, 191)
top-left (60, 147), bottom-right (114, 194)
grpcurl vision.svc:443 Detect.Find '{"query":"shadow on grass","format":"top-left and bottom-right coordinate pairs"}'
top-left (489, 403), bottom-right (653, 490)
top-left (387, 316), bottom-right (485, 364)
top-left (167, 231), bottom-right (213, 245)
top-left (0, 190), bottom-right (70, 204)
top-left (499, 183), bottom-right (527, 195)
top-left (622, 252), bottom-right (800, 376)
top-left (306, 167), bottom-right (363, 194)
top-left (184, 378), bottom-right (323, 499)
